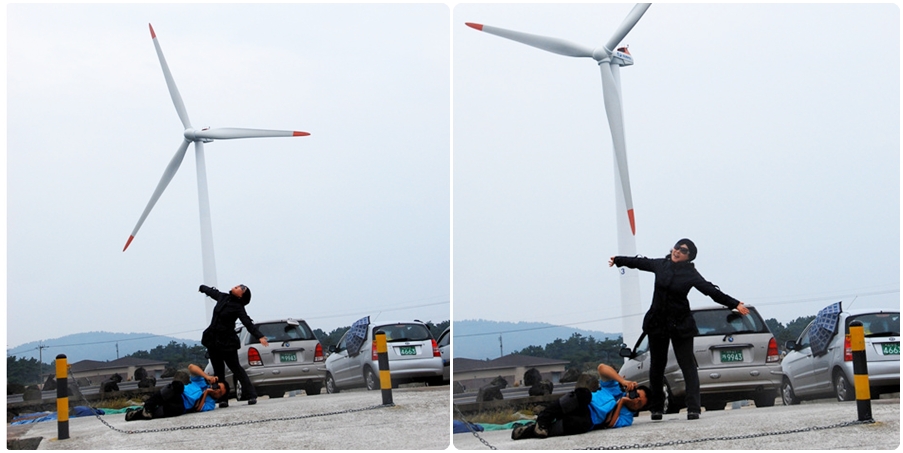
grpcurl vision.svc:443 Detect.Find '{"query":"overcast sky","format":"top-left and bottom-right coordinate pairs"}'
top-left (7, 3), bottom-right (450, 349)
top-left (453, 3), bottom-right (900, 340)
top-left (5, 3), bottom-right (901, 354)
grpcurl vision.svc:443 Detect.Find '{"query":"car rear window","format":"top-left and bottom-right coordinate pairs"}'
top-left (253, 321), bottom-right (316, 343)
top-left (374, 324), bottom-right (432, 342)
top-left (846, 312), bottom-right (900, 337)
top-left (693, 309), bottom-right (770, 336)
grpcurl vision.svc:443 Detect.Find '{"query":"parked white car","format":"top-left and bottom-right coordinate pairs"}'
top-left (619, 305), bottom-right (783, 412)
top-left (781, 308), bottom-right (899, 404)
top-left (324, 319), bottom-right (444, 393)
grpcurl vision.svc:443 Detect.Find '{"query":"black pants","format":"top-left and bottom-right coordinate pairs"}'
top-left (143, 381), bottom-right (186, 418)
top-left (536, 388), bottom-right (595, 437)
top-left (209, 347), bottom-right (257, 400)
top-left (648, 333), bottom-right (699, 413)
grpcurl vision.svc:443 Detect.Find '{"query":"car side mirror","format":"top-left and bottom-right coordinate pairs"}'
top-left (328, 345), bottom-right (337, 353)
top-left (619, 347), bottom-right (636, 359)
top-left (784, 340), bottom-right (797, 351)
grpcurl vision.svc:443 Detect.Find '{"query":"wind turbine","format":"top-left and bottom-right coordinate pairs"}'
top-left (124, 24), bottom-right (310, 322)
top-left (467, 4), bottom-right (650, 347)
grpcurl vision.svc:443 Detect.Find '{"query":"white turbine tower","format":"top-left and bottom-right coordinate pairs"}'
top-left (124, 24), bottom-right (310, 322)
top-left (467, 4), bottom-right (650, 347)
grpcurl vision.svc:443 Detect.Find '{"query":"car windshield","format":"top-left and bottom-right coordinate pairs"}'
top-left (693, 309), bottom-right (769, 336)
top-left (252, 321), bottom-right (316, 343)
top-left (374, 324), bottom-right (432, 342)
top-left (848, 313), bottom-right (900, 337)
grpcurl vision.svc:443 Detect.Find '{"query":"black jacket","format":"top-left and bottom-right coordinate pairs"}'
top-left (199, 285), bottom-right (265, 350)
top-left (613, 255), bottom-right (740, 338)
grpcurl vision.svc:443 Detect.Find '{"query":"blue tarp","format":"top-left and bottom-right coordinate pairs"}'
top-left (10, 406), bottom-right (106, 425)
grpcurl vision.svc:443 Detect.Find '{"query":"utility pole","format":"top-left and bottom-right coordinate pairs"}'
top-left (37, 343), bottom-right (48, 385)
top-left (498, 335), bottom-right (503, 358)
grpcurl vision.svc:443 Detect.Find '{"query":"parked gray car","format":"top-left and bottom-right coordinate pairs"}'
top-left (437, 326), bottom-right (450, 383)
top-left (781, 308), bottom-right (899, 404)
top-left (205, 318), bottom-right (326, 399)
top-left (325, 319), bottom-right (444, 393)
top-left (619, 305), bottom-right (782, 412)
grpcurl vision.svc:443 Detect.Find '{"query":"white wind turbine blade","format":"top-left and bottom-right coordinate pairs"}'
top-left (598, 64), bottom-right (634, 234)
top-left (149, 24), bottom-right (191, 129)
top-left (194, 140), bottom-right (218, 322)
top-left (466, 22), bottom-right (595, 58)
top-left (124, 139), bottom-right (191, 251)
top-left (190, 128), bottom-right (311, 141)
top-left (603, 3), bottom-right (651, 52)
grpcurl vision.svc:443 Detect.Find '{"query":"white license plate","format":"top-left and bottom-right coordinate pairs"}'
top-left (720, 350), bottom-right (743, 362)
top-left (399, 346), bottom-right (417, 356)
top-left (280, 352), bottom-right (297, 362)
top-left (882, 343), bottom-right (900, 355)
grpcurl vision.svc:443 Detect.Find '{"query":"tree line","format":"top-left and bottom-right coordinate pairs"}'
top-left (7, 320), bottom-right (450, 390)
top-left (513, 315), bottom-right (816, 373)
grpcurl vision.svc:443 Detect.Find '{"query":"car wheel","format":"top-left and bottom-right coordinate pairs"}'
top-left (781, 379), bottom-right (800, 405)
top-left (325, 373), bottom-right (340, 394)
top-left (364, 367), bottom-right (380, 391)
top-left (662, 381), bottom-right (679, 414)
top-left (305, 382), bottom-right (322, 396)
top-left (754, 390), bottom-right (777, 407)
top-left (834, 370), bottom-right (854, 402)
top-left (235, 379), bottom-right (244, 401)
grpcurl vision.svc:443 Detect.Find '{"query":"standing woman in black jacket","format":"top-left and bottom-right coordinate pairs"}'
top-left (199, 284), bottom-right (269, 406)
top-left (609, 239), bottom-right (749, 421)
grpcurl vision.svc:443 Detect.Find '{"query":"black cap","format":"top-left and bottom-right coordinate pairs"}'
top-left (676, 238), bottom-right (697, 261)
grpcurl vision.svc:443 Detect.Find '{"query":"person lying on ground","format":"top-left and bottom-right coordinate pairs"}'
top-left (512, 363), bottom-right (649, 439)
top-left (125, 364), bottom-right (228, 421)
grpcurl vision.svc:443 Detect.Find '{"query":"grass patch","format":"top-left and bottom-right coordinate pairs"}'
top-left (91, 396), bottom-right (146, 409)
top-left (459, 404), bottom-right (546, 425)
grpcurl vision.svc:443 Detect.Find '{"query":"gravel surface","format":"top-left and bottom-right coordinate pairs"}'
top-left (453, 398), bottom-right (900, 450)
top-left (9, 386), bottom-right (450, 450)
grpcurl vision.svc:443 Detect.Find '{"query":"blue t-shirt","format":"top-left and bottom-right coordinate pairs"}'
top-left (587, 380), bottom-right (634, 429)
top-left (181, 375), bottom-right (217, 412)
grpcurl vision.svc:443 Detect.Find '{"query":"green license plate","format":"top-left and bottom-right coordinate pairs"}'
top-left (280, 352), bottom-right (297, 362)
top-left (399, 346), bottom-right (417, 356)
top-left (720, 350), bottom-right (744, 362)
top-left (882, 343), bottom-right (900, 355)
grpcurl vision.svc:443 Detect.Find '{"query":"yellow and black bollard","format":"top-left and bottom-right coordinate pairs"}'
top-left (849, 320), bottom-right (874, 422)
top-left (55, 354), bottom-right (70, 440)
top-left (374, 332), bottom-right (394, 406)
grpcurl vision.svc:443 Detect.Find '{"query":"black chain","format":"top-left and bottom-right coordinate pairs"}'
top-left (67, 370), bottom-right (392, 435)
top-left (581, 419), bottom-right (872, 450)
top-left (453, 404), bottom-right (498, 450)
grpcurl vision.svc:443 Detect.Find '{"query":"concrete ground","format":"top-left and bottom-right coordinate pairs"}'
top-left (8, 386), bottom-right (450, 450)
top-left (453, 398), bottom-right (901, 450)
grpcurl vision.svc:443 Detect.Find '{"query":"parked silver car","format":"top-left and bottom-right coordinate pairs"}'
top-left (619, 305), bottom-right (782, 412)
top-left (781, 308), bottom-right (899, 404)
top-left (325, 319), bottom-right (444, 393)
top-left (437, 327), bottom-right (450, 383)
top-left (206, 318), bottom-right (326, 399)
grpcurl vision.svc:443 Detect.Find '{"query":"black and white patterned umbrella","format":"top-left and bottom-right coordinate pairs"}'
top-left (811, 302), bottom-right (842, 356)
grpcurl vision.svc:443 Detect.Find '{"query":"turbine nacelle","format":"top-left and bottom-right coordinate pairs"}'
top-left (591, 46), bottom-right (634, 66)
top-left (185, 128), bottom-right (215, 143)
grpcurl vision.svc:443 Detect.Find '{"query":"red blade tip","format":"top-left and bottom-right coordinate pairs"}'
top-left (465, 23), bottom-right (484, 31)
top-left (627, 209), bottom-right (636, 235)
top-left (123, 235), bottom-right (135, 251)
top-left (149, 24), bottom-right (156, 39)
top-left (293, 131), bottom-right (310, 136)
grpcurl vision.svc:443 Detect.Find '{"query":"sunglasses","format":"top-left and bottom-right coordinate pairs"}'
top-left (673, 245), bottom-right (690, 255)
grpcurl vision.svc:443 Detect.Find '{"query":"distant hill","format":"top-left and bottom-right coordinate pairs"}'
top-left (454, 319), bottom-right (619, 360)
top-left (7, 332), bottom-right (201, 364)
